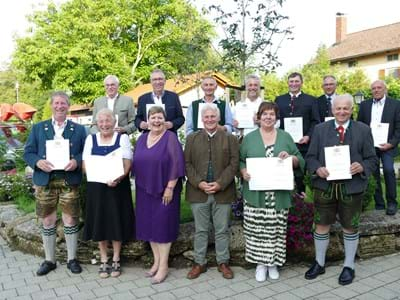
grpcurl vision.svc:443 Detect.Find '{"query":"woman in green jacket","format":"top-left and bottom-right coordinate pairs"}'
top-left (240, 102), bottom-right (304, 282)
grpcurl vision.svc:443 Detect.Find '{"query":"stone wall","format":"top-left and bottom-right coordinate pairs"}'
top-left (1, 203), bottom-right (399, 268)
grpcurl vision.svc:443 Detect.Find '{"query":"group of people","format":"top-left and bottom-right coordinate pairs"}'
top-left (23, 69), bottom-right (399, 288)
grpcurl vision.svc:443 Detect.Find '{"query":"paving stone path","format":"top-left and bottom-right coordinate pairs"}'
top-left (1, 236), bottom-right (399, 300)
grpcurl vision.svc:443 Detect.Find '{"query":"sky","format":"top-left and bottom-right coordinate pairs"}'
top-left (1, 0), bottom-right (400, 75)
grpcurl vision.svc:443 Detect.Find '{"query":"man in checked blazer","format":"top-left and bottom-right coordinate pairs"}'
top-left (357, 80), bottom-right (400, 215)
top-left (90, 75), bottom-right (136, 134)
top-left (134, 69), bottom-right (185, 133)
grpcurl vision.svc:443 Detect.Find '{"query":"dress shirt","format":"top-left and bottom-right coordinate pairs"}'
top-left (152, 92), bottom-right (164, 106)
top-left (52, 117), bottom-right (67, 139)
top-left (107, 94), bottom-right (118, 111)
top-left (371, 95), bottom-right (386, 124)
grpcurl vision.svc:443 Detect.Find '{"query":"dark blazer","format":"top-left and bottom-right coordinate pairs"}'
top-left (134, 90), bottom-right (185, 133)
top-left (317, 94), bottom-right (332, 121)
top-left (306, 120), bottom-right (378, 194)
top-left (90, 94), bottom-right (136, 134)
top-left (357, 97), bottom-right (400, 155)
top-left (24, 119), bottom-right (87, 186)
top-left (275, 92), bottom-right (320, 152)
top-left (184, 130), bottom-right (239, 204)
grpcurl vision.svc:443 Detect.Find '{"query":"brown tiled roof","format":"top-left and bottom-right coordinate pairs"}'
top-left (125, 71), bottom-right (240, 104)
top-left (69, 104), bottom-right (91, 112)
top-left (328, 22), bottom-right (400, 62)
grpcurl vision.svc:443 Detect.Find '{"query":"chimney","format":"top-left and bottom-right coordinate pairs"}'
top-left (336, 12), bottom-right (347, 43)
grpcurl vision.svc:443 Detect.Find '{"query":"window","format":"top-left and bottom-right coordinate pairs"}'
top-left (348, 60), bottom-right (357, 68)
top-left (387, 54), bottom-right (399, 62)
top-left (387, 68), bottom-right (400, 78)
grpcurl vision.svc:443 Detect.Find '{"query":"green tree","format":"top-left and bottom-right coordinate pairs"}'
top-left (13, 0), bottom-right (215, 104)
top-left (207, 0), bottom-right (292, 83)
top-left (384, 76), bottom-right (400, 99)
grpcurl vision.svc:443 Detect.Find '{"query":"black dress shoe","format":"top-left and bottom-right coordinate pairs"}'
top-left (386, 203), bottom-right (398, 216)
top-left (67, 259), bottom-right (82, 274)
top-left (338, 266), bottom-right (355, 285)
top-left (36, 261), bottom-right (56, 276)
top-left (305, 261), bottom-right (325, 280)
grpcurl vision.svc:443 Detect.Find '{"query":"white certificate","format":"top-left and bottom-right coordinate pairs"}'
top-left (284, 117), bottom-right (303, 143)
top-left (146, 104), bottom-right (165, 119)
top-left (324, 117), bottom-right (335, 122)
top-left (324, 145), bottom-right (352, 181)
top-left (85, 148), bottom-right (124, 184)
top-left (235, 105), bottom-right (254, 128)
top-left (46, 139), bottom-right (70, 170)
top-left (246, 157), bottom-right (294, 191)
top-left (370, 122), bottom-right (389, 147)
top-left (197, 103), bottom-right (217, 129)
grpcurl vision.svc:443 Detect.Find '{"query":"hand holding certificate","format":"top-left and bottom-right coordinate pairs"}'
top-left (46, 139), bottom-right (70, 170)
top-left (324, 145), bottom-right (352, 181)
top-left (85, 148), bottom-right (124, 184)
top-left (284, 117), bottom-right (303, 143)
top-left (246, 157), bottom-right (294, 190)
top-left (370, 122), bottom-right (389, 147)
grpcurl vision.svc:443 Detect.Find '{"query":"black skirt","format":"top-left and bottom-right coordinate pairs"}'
top-left (83, 176), bottom-right (135, 242)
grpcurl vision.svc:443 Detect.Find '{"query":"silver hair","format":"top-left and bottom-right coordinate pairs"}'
top-left (332, 94), bottom-right (354, 109)
top-left (96, 108), bottom-right (116, 123)
top-left (103, 75), bottom-right (120, 86)
top-left (371, 80), bottom-right (387, 89)
top-left (200, 103), bottom-right (220, 119)
top-left (322, 75), bottom-right (337, 83)
top-left (245, 74), bottom-right (261, 87)
top-left (51, 91), bottom-right (70, 105)
top-left (150, 69), bottom-right (166, 79)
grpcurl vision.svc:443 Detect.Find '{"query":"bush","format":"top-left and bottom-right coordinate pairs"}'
top-left (0, 173), bottom-right (34, 203)
top-left (286, 194), bottom-right (314, 251)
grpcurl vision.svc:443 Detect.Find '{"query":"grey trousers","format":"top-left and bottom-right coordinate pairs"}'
top-left (191, 195), bottom-right (231, 265)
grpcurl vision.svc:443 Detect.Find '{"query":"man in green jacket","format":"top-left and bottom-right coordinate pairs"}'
top-left (184, 103), bottom-right (239, 280)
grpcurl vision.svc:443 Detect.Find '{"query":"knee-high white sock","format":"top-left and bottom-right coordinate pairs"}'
top-left (41, 225), bottom-right (56, 263)
top-left (343, 232), bottom-right (359, 269)
top-left (314, 232), bottom-right (330, 267)
top-left (64, 224), bottom-right (80, 261)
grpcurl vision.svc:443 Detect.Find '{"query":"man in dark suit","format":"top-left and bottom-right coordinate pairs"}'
top-left (275, 72), bottom-right (320, 196)
top-left (24, 91), bottom-right (87, 276)
top-left (90, 75), bottom-right (136, 134)
top-left (135, 69), bottom-right (185, 133)
top-left (317, 75), bottom-right (337, 121)
top-left (304, 94), bottom-right (377, 285)
top-left (357, 80), bottom-right (400, 215)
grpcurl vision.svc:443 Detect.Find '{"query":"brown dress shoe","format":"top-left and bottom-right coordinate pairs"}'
top-left (218, 263), bottom-right (234, 279)
top-left (187, 264), bottom-right (207, 279)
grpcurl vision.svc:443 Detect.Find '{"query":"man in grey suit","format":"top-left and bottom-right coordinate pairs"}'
top-left (90, 75), bottom-right (136, 134)
top-left (304, 94), bottom-right (377, 286)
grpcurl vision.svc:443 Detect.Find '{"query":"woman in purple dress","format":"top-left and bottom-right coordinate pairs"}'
top-left (133, 106), bottom-right (185, 284)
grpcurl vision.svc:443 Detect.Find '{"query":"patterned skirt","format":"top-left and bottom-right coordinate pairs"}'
top-left (243, 192), bottom-right (289, 266)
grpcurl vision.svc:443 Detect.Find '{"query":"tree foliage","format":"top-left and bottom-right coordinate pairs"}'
top-left (207, 0), bottom-right (292, 83)
top-left (12, 0), bottom-right (215, 104)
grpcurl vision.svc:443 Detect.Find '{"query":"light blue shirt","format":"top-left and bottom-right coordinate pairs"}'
top-left (185, 98), bottom-right (233, 136)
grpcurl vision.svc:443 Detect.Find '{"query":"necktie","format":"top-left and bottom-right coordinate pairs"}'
top-left (290, 96), bottom-right (296, 115)
top-left (327, 96), bottom-right (332, 116)
top-left (337, 125), bottom-right (345, 144)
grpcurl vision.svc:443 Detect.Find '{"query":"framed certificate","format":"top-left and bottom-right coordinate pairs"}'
top-left (370, 122), bottom-right (389, 147)
top-left (85, 148), bottom-right (124, 184)
top-left (284, 117), bottom-right (303, 143)
top-left (46, 139), bottom-right (70, 170)
top-left (324, 145), bottom-right (352, 181)
top-left (235, 104), bottom-right (254, 128)
top-left (246, 157), bottom-right (294, 190)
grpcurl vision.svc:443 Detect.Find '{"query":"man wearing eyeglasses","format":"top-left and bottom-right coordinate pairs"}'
top-left (317, 75), bottom-right (338, 122)
top-left (90, 75), bottom-right (136, 134)
top-left (135, 69), bottom-right (185, 133)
